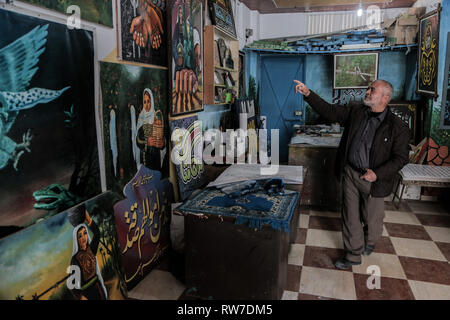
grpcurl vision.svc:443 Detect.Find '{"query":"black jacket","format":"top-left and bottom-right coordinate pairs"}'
top-left (304, 91), bottom-right (410, 197)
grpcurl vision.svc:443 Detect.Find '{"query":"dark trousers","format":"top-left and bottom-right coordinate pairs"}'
top-left (341, 165), bottom-right (385, 263)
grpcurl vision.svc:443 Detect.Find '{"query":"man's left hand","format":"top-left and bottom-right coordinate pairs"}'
top-left (361, 169), bottom-right (377, 182)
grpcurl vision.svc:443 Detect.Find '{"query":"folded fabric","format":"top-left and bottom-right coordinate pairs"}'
top-left (207, 194), bottom-right (273, 212)
top-left (177, 187), bottom-right (300, 232)
top-left (220, 178), bottom-right (285, 199)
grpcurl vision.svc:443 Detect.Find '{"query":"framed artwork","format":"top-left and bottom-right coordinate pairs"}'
top-left (333, 53), bottom-right (379, 89)
top-left (113, 166), bottom-right (173, 290)
top-left (215, 87), bottom-right (226, 104)
top-left (170, 115), bottom-right (205, 201)
top-left (0, 192), bottom-right (127, 300)
top-left (214, 70), bottom-right (224, 85)
top-left (239, 51), bottom-right (245, 98)
top-left (217, 37), bottom-right (227, 67)
top-left (99, 62), bottom-right (169, 195)
top-left (388, 102), bottom-right (417, 144)
top-left (20, 0), bottom-right (113, 27)
top-left (170, 0), bottom-right (203, 116)
top-left (409, 138), bottom-right (428, 164)
top-left (0, 9), bottom-right (101, 229)
top-left (208, 0), bottom-right (236, 38)
top-left (214, 40), bottom-right (221, 66)
top-left (417, 5), bottom-right (441, 97)
top-left (440, 32), bottom-right (450, 129)
top-left (117, 0), bottom-right (167, 66)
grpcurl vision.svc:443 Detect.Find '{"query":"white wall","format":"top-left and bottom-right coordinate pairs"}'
top-left (259, 7), bottom-right (410, 40)
top-left (6, 1), bottom-right (427, 60)
top-left (233, 1), bottom-right (436, 43)
top-left (7, 1), bottom-right (416, 57)
top-left (260, 12), bottom-right (307, 40)
top-left (413, 0), bottom-right (442, 12)
top-left (231, 0), bottom-right (260, 50)
top-left (5, 1), bottom-right (431, 57)
top-left (10, 0), bottom-right (117, 60)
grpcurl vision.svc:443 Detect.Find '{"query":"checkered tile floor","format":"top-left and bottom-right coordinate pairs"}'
top-left (130, 199), bottom-right (450, 300)
top-left (283, 200), bottom-right (450, 300)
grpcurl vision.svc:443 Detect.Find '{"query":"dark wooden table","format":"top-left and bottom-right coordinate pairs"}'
top-left (183, 167), bottom-right (305, 300)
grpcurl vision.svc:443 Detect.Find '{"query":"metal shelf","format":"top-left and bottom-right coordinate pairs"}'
top-left (243, 44), bottom-right (418, 55)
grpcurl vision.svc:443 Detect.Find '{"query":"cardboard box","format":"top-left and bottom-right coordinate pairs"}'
top-left (408, 7), bottom-right (426, 18)
top-left (382, 14), bottom-right (419, 45)
top-left (382, 18), bottom-right (397, 29)
top-left (397, 14), bottom-right (419, 26)
top-left (405, 26), bottom-right (419, 44)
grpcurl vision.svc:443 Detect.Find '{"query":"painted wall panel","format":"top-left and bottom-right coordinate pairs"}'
top-left (429, 0), bottom-right (450, 146)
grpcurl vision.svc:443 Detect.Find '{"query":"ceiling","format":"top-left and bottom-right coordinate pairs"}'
top-left (239, 0), bottom-right (417, 13)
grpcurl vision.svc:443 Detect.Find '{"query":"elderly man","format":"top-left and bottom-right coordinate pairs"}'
top-left (293, 79), bottom-right (410, 269)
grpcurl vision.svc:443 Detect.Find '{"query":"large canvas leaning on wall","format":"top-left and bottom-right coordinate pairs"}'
top-left (20, 0), bottom-right (113, 27)
top-left (171, 0), bottom-right (203, 116)
top-left (0, 9), bottom-right (101, 229)
top-left (117, 0), bottom-right (168, 66)
top-left (113, 165), bottom-right (173, 290)
top-left (100, 61), bottom-right (169, 194)
top-left (0, 192), bottom-right (127, 300)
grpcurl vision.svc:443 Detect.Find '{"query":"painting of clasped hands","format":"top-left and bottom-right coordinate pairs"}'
top-left (118, 0), bottom-right (168, 66)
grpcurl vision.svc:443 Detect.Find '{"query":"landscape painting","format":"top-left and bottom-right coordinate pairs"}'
top-left (0, 192), bottom-right (127, 300)
top-left (334, 53), bottom-right (378, 89)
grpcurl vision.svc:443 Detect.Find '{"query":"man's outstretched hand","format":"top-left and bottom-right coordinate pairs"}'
top-left (293, 80), bottom-right (311, 97)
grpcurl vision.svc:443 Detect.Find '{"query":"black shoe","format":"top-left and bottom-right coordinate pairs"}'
top-left (363, 245), bottom-right (375, 256)
top-left (334, 258), bottom-right (361, 270)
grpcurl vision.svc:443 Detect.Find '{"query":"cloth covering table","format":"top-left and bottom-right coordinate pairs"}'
top-left (177, 187), bottom-right (300, 300)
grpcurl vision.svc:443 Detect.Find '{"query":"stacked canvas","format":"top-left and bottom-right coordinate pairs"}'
top-left (0, 1), bottom-right (177, 299)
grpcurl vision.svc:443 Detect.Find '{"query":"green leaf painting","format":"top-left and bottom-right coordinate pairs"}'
top-left (334, 53), bottom-right (378, 89)
top-left (21, 0), bottom-right (113, 28)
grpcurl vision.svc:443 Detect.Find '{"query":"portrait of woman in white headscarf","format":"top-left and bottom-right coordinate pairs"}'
top-left (69, 208), bottom-right (108, 300)
top-left (136, 88), bottom-right (165, 171)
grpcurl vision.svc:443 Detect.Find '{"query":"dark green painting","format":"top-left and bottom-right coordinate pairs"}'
top-left (100, 62), bottom-right (169, 195)
top-left (21, 0), bottom-right (113, 28)
top-left (334, 53), bottom-right (379, 89)
top-left (0, 9), bottom-right (100, 230)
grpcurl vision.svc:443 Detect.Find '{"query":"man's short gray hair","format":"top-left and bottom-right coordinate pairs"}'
top-left (374, 80), bottom-right (394, 99)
